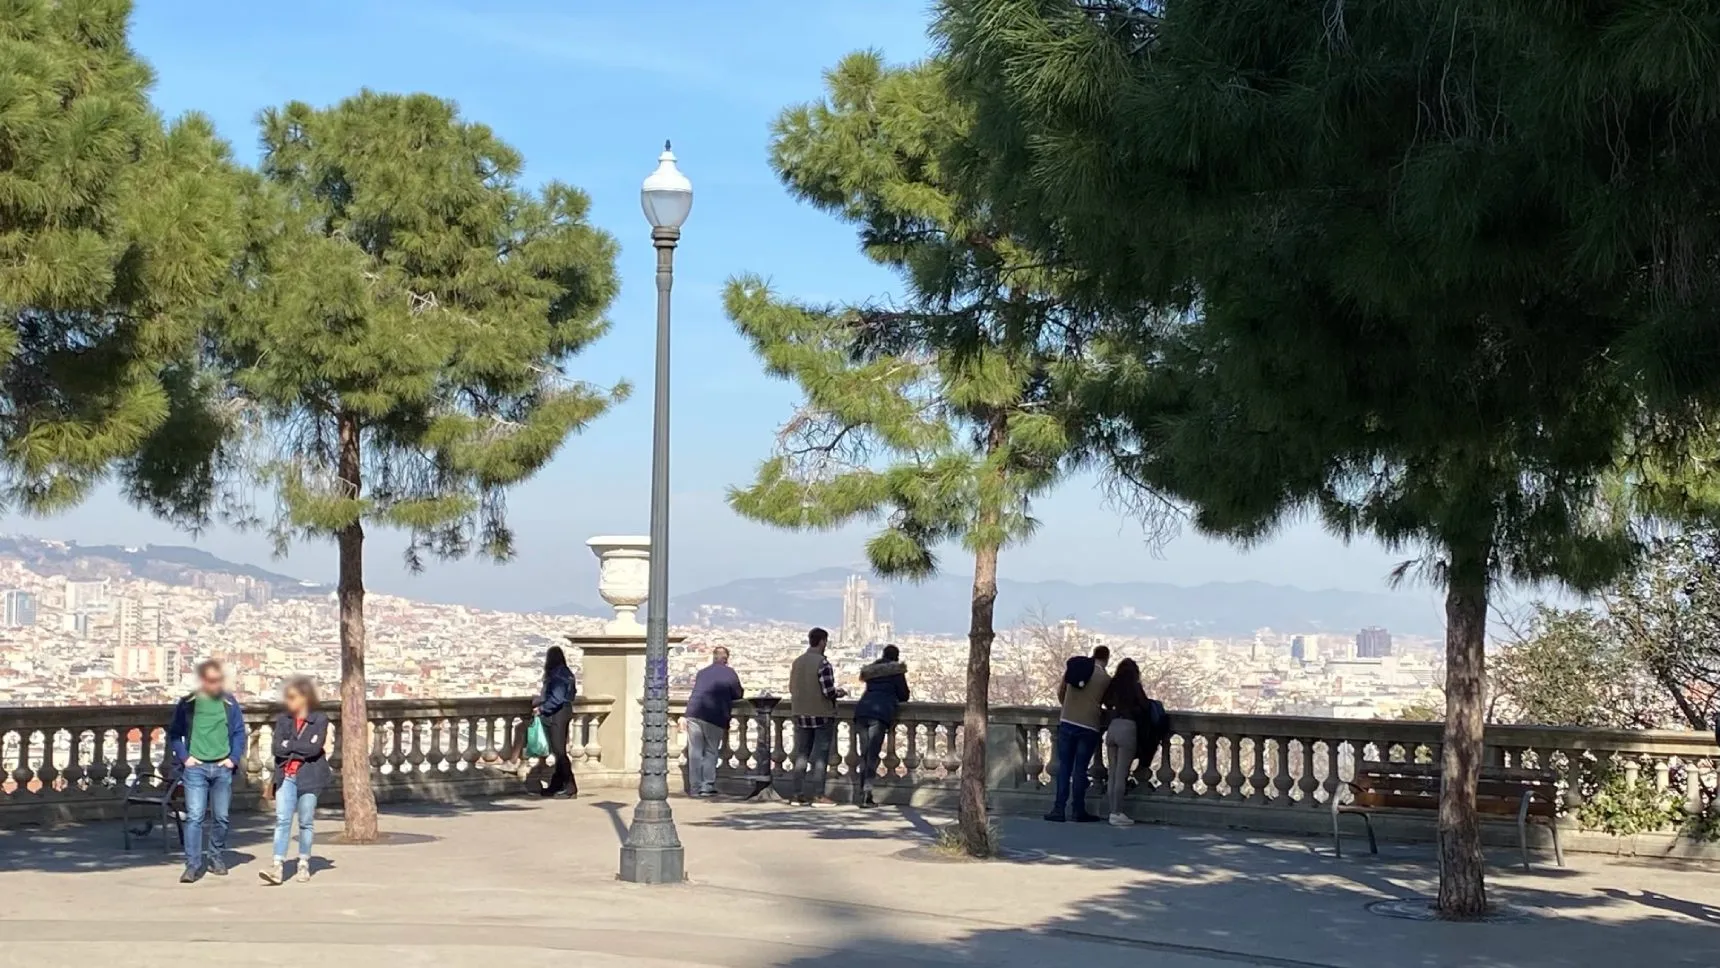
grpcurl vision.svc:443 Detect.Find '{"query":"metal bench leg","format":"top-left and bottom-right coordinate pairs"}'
top-left (1549, 819), bottom-right (1565, 868)
top-left (1517, 793), bottom-right (1532, 871)
top-left (122, 799), bottom-right (132, 851)
top-left (1331, 798), bottom-right (1343, 857)
top-left (1362, 813), bottom-right (1377, 855)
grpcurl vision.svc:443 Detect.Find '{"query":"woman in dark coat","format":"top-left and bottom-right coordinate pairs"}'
top-left (535, 646), bottom-right (578, 799)
top-left (852, 645), bottom-right (910, 808)
top-left (263, 676), bottom-right (330, 884)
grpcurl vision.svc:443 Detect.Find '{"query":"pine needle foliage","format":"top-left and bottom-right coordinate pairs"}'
top-left (197, 91), bottom-right (624, 840)
top-left (726, 53), bottom-right (1086, 854)
top-left (0, 0), bottom-right (243, 512)
top-left (937, 0), bottom-right (1720, 915)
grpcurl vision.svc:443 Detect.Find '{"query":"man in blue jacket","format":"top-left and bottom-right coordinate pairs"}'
top-left (166, 659), bottom-right (247, 882)
top-left (684, 647), bottom-right (743, 797)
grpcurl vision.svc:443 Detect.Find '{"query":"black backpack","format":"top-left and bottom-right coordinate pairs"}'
top-left (1063, 655), bottom-right (1097, 689)
top-left (1141, 699), bottom-right (1172, 756)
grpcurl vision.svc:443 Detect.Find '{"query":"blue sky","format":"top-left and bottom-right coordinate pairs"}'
top-left (2, 0), bottom-right (1442, 624)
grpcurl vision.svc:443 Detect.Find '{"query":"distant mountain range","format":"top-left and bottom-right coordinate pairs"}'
top-left (0, 535), bottom-right (329, 597)
top-left (549, 566), bottom-right (1443, 638)
top-left (0, 534), bottom-right (1440, 637)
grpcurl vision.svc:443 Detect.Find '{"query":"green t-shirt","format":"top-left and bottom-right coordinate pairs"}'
top-left (189, 694), bottom-right (231, 762)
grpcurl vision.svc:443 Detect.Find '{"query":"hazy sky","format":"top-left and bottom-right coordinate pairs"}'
top-left (2, 0), bottom-right (1444, 620)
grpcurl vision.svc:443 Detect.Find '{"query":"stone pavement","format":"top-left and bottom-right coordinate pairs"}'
top-left (1, 795), bottom-right (1714, 967)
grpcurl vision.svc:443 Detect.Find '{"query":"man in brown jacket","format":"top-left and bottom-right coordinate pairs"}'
top-left (1047, 645), bottom-right (1110, 822)
top-left (789, 627), bottom-right (846, 805)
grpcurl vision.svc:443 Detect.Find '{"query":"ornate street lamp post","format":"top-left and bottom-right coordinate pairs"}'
top-left (619, 142), bottom-right (693, 884)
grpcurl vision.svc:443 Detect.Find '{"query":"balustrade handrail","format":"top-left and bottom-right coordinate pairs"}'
top-left (662, 695), bottom-right (1715, 752)
top-left (0, 695), bottom-right (617, 728)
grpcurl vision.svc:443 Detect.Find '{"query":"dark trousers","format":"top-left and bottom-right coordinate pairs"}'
top-left (854, 718), bottom-right (887, 799)
top-left (542, 706), bottom-right (577, 796)
top-left (1051, 722), bottom-right (1101, 816)
top-left (792, 722), bottom-right (835, 800)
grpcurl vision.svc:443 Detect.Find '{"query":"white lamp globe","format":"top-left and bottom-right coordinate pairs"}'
top-left (641, 141), bottom-right (693, 230)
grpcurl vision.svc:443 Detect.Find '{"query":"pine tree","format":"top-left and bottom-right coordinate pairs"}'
top-left (726, 53), bottom-right (1083, 854)
top-left (204, 92), bottom-right (623, 841)
top-left (0, 0), bottom-right (242, 510)
top-left (935, 0), bottom-right (1720, 915)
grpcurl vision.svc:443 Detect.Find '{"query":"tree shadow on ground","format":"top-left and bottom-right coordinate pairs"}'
top-left (0, 794), bottom-right (538, 874)
top-left (692, 806), bottom-right (1710, 968)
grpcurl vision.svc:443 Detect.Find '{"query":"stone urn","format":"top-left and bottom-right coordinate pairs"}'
top-left (586, 535), bottom-right (651, 635)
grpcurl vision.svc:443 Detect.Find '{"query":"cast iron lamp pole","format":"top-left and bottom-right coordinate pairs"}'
top-left (619, 141), bottom-right (693, 884)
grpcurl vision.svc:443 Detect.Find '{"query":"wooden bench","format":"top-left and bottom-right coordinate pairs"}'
top-left (1332, 761), bottom-right (1564, 870)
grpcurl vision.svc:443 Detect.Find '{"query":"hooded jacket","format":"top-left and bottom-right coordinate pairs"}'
top-left (853, 660), bottom-right (910, 725)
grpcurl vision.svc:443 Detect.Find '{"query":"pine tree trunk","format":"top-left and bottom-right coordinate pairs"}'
top-left (337, 413), bottom-right (379, 843)
top-left (1437, 541), bottom-right (1489, 918)
top-left (960, 539), bottom-right (998, 856)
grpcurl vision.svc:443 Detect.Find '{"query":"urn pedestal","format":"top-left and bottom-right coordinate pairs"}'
top-left (569, 536), bottom-right (683, 774)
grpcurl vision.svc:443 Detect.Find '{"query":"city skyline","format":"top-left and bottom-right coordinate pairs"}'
top-left (0, 532), bottom-right (1439, 724)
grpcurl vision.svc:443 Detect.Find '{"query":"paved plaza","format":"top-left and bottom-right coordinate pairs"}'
top-left (1, 795), bottom-right (1714, 967)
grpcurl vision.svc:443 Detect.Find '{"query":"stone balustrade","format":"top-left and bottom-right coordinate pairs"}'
top-left (6, 695), bottom-right (1716, 856)
top-left (669, 699), bottom-right (1720, 856)
top-left (0, 696), bottom-right (618, 825)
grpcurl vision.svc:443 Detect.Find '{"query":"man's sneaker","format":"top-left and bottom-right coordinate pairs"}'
top-left (861, 792), bottom-right (877, 808)
top-left (1073, 812), bottom-right (1104, 823)
top-left (1043, 811), bottom-right (1067, 823)
top-left (179, 865), bottom-right (203, 884)
top-left (792, 795), bottom-right (812, 806)
top-left (810, 796), bottom-right (838, 807)
top-left (206, 853), bottom-right (229, 876)
top-left (294, 862), bottom-right (311, 883)
top-left (1108, 813), bottom-right (1135, 827)
top-left (259, 862), bottom-right (283, 886)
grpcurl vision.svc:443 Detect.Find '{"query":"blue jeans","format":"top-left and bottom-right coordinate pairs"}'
top-left (1051, 723), bottom-right (1101, 816)
top-left (272, 775), bottom-right (317, 860)
top-left (181, 762), bottom-right (233, 866)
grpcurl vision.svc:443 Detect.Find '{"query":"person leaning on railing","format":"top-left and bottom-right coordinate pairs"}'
top-left (852, 645), bottom-right (910, 808)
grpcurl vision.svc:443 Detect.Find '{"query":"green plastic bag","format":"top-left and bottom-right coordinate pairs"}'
top-left (525, 716), bottom-right (550, 758)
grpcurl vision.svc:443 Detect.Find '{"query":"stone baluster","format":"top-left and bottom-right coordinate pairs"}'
top-left (1174, 730), bottom-right (1198, 797)
top-left (1296, 740), bottom-right (1319, 806)
top-left (1653, 757), bottom-right (1671, 793)
top-left (579, 712), bottom-right (602, 765)
top-left (1201, 733), bottom-right (1221, 796)
top-left (1221, 735), bottom-right (1244, 801)
top-left (887, 722), bottom-right (915, 784)
top-left (1271, 737), bottom-right (1295, 803)
top-left (1684, 759), bottom-right (1704, 816)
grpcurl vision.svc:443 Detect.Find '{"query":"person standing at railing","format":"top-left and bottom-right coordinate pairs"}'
top-left (166, 659), bottom-right (247, 883)
top-left (262, 676), bottom-right (329, 885)
top-left (1100, 659), bottom-right (1151, 827)
top-left (789, 627), bottom-right (846, 806)
top-left (685, 647), bottom-right (744, 797)
top-left (534, 646), bottom-right (579, 800)
top-left (1046, 645), bottom-right (1110, 823)
top-left (852, 645), bottom-right (910, 808)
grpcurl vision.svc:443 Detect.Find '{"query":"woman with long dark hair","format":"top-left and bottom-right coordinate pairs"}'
top-left (1100, 659), bottom-right (1150, 827)
top-left (534, 646), bottom-right (578, 799)
top-left (263, 676), bottom-right (329, 884)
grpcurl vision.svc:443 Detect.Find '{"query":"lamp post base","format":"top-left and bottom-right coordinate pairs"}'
top-left (618, 842), bottom-right (686, 884)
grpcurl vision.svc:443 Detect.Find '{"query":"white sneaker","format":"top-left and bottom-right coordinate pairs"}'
top-left (1108, 813), bottom-right (1135, 827)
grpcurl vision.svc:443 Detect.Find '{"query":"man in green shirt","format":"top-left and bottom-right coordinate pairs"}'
top-left (167, 659), bottom-right (245, 882)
